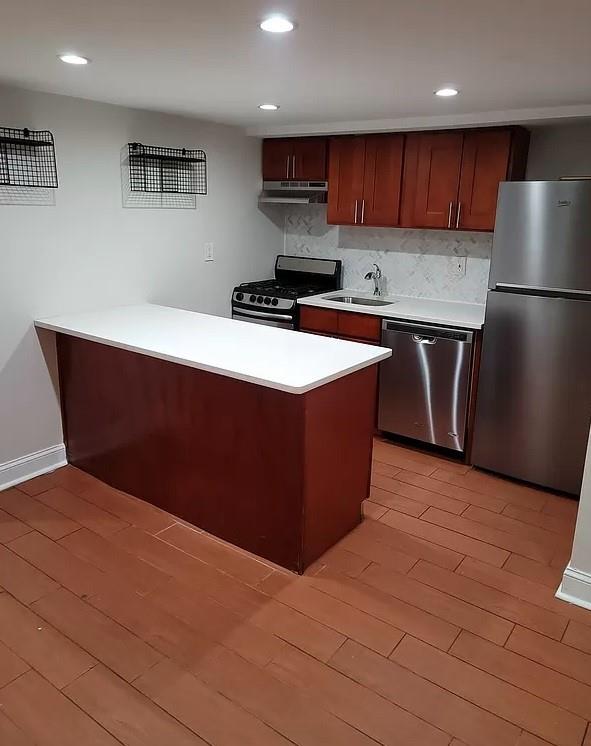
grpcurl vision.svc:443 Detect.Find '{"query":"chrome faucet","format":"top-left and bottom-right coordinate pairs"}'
top-left (364, 263), bottom-right (383, 296)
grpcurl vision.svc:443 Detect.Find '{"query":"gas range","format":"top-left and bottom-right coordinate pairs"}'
top-left (232, 256), bottom-right (342, 330)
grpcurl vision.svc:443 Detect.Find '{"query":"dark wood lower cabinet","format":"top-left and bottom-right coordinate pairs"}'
top-left (299, 306), bottom-right (339, 335)
top-left (56, 334), bottom-right (377, 573)
top-left (300, 306), bottom-right (381, 344)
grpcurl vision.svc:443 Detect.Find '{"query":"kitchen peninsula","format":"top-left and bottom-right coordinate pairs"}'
top-left (36, 304), bottom-right (390, 572)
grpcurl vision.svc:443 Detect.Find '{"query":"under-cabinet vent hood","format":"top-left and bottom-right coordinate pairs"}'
top-left (259, 180), bottom-right (328, 204)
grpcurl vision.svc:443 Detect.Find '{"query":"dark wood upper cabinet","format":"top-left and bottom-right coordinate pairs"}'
top-left (400, 132), bottom-right (464, 229)
top-left (327, 134), bottom-right (404, 227)
top-left (265, 127), bottom-right (529, 232)
top-left (362, 134), bottom-right (405, 227)
top-left (262, 139), bottom-right (294, 181)
top-left (292, 138), bottom-right (328, 180)
top-left (401, 127), bottom-right (529, 231)
top-left (327, 136), bottom-right (366, 225)
top-left (457, 129), bottom-right (520, 231)
top-left (262, 137), bottom-right (327, 181)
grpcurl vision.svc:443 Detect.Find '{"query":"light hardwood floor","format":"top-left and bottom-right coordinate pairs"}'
top-left (0, 437), bottom-right (589, 746)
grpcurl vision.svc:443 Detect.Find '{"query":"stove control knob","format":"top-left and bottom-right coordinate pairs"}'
top-left (249, 294), bottom-right (256, 303)
top-left (257, 296), bottom-right (263, 304)
top-left (264, 297), bottom-right (271, 305)
top-left (236, 292), bottom-right (244, 301)
top-left (271, 298), bottom-right (279, 306)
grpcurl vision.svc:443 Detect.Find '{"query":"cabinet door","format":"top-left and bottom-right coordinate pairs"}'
top-left (402, 132), bottom-right (464, 228)
top-left (293, 138), bottom-right (327, 181)
top-left (337, 311), bottom-right (381, 343)
top-left (361, 134), bottom-right (404, 227)
top-left (327, 137), bottom-right (366, 226)
top-left (299, 306), bottom-right (339, 334)
top-left (262, 139), bottom-right (294, 180)
top-left (457, 130), bottom-right (511, 231)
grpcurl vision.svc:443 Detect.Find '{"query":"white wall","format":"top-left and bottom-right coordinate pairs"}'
top-left (527, 122), bottom-right (591, 180)
top-left (0, 85), bottom-right (282, 474)
top-left (557, 428), bottom-right (591, 609)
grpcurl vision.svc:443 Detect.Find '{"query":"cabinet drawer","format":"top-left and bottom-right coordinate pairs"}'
top-left (300, 306), bottom-right (339, 334)
top-left (337, 312), bottom-right (381, 342)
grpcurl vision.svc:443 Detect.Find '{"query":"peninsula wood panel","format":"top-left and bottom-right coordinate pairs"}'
top-left (56, 334), bottom-right (376, 573)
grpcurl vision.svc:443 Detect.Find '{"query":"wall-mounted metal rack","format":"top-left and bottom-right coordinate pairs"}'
top-left (0, 127), bottom-right (58, 188)
top-left (127, 142), bottom-right (207, 195)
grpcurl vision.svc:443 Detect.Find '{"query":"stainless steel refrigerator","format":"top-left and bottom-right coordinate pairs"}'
top-left (472, 180), bottom-right (591, 495)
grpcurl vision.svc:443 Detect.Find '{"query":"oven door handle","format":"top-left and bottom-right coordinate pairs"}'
top-left (233, 307), bottom-right (293, 322)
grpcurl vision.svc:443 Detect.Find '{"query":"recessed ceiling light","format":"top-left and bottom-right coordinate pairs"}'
top-left (58, 53), bottom-right (90, 65)
top-left (259, 103), bottom-right (280, 111)
top-left (260, 16), bottom-right (294, 33)
top-left (435, 87), bottom-right (459, 97)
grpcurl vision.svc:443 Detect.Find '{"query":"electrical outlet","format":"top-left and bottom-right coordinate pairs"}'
top-left (454, 256), bottom-right (467, 276)
top-left (204, 242), bottom-right (214, 262)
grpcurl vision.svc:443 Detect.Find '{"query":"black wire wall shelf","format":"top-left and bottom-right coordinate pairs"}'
top-left (0, 127), bottom-right (58, 188)
top-left (127, 142), bottom-right (207, 195)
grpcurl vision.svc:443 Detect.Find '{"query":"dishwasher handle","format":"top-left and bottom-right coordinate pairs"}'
top-left (412, 334), bottom-right (437, 345)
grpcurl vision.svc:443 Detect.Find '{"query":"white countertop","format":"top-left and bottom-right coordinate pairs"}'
top-left (35, 304), bottom-right (391, 395)
top-left (298, 290), bottom-right (486, 330)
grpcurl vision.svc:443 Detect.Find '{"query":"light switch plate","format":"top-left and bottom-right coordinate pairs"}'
top-left (454, 256), bottom-right (467, 276)
top-left (204, 242), bottom-right (214, 262)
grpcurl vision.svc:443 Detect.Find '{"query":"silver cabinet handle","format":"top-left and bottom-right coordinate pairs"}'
top-left (292, 155), bottom-right (296, 179)
top-left (354, 199), bottom-right (358, 224)
top-left (412, 334), bottom-right (437, 345)
top-left (361, 199), bottom-right (365, 224)
top-left (286, 156), bottom-right (290, 179)
top-left (447, 201), bottom-right (453, 229)
top-left (455, 202), bottom-right (462, 229)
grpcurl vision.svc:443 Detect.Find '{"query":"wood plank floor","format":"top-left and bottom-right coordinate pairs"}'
top-left (0, 437), bottom-right (589, 746)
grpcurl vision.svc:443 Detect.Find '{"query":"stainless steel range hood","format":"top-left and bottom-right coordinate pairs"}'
top-left (259, 180), bottom-right (328, 205)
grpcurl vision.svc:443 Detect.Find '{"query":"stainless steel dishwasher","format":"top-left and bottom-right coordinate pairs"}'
top-left (378, 320), bottom-right (474, 452)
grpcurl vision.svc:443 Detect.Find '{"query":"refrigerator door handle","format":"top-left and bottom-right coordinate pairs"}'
top-left (495, 283), bottom-right (591, 298)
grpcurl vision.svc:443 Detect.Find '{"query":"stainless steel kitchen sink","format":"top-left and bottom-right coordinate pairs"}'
top-left (324, 295), bottom-right (395, 307)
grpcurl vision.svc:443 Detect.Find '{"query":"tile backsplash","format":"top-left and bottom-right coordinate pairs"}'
top-left (283, 205), bottom-right (492, 304)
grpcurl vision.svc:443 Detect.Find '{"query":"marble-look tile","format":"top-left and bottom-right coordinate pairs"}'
top-left (282, 205), bottom-right (492, 304)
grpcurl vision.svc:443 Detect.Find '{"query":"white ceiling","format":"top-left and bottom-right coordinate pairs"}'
top-left (2, 0), bottom-right (591, 134)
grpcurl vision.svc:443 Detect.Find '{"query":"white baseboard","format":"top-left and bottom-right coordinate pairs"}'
top-left (556, 564), bottom-right (591, 611)
top-left (0, 444), bottom-right (67, 491)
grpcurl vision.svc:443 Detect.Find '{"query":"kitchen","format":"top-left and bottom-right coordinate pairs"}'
top-left (2, 3), bottom-right (591, 745)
